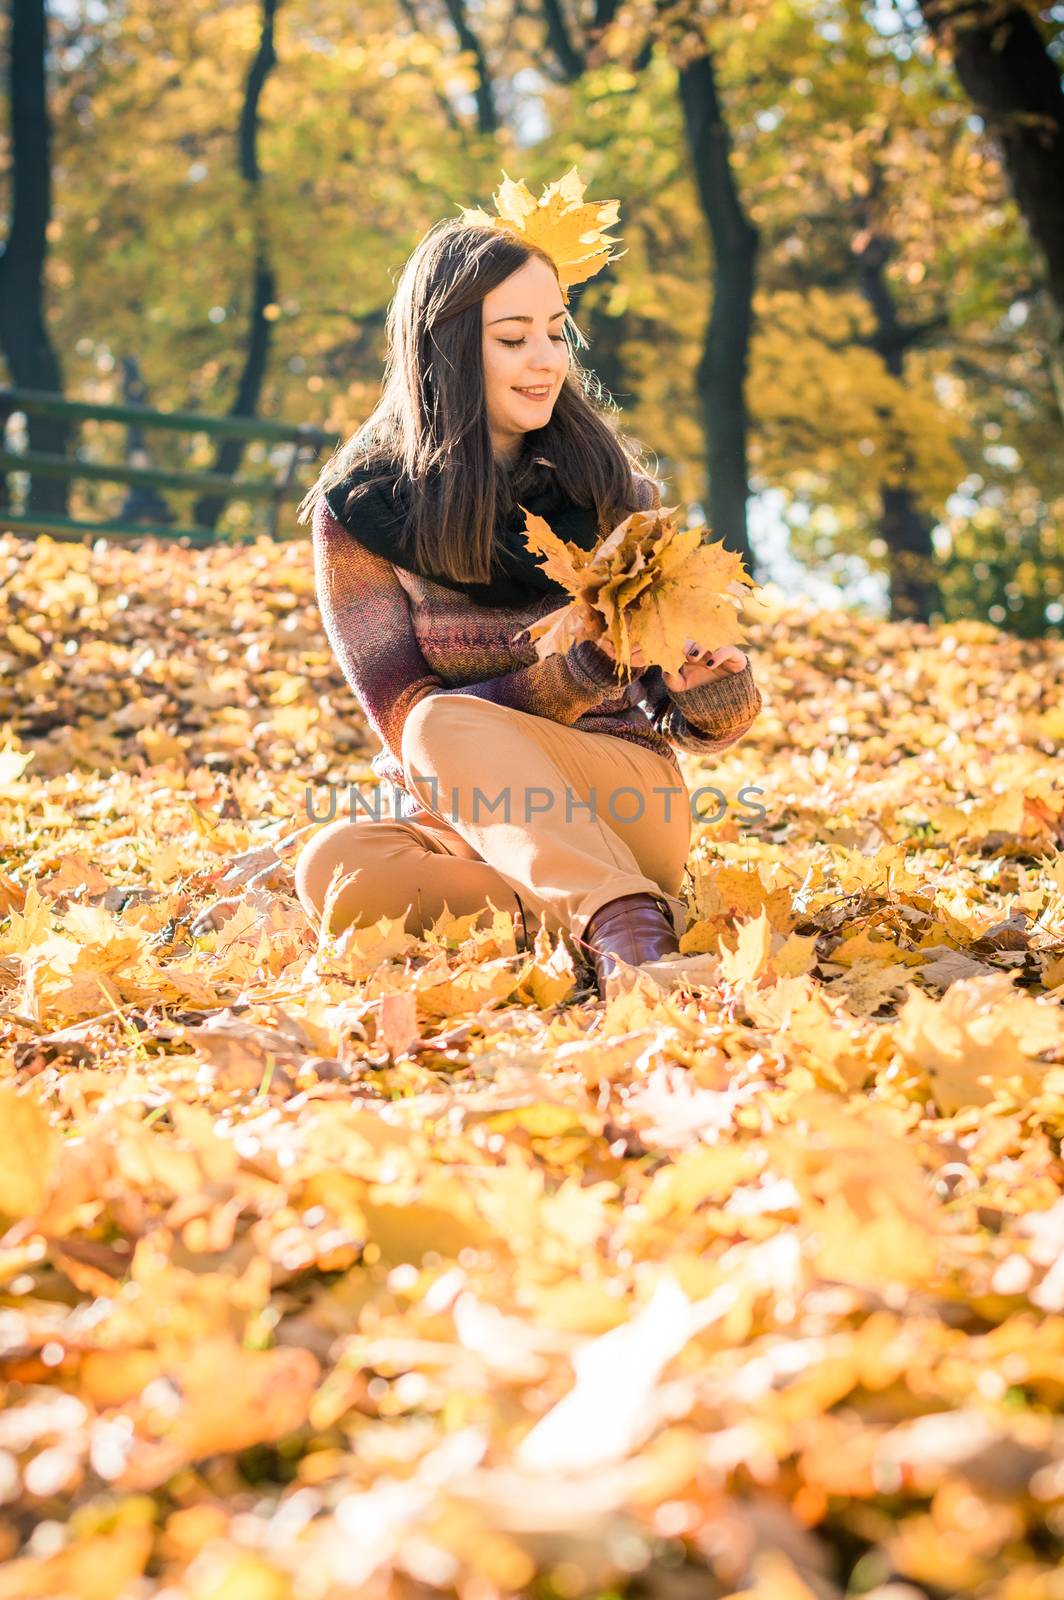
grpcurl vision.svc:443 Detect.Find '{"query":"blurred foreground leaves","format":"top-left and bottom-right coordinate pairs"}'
top-left (0, 533), bottom-right (1063, 1597)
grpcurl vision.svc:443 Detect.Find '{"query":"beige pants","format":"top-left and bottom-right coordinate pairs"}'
top-left (295, 693), bottom-right (692, 944)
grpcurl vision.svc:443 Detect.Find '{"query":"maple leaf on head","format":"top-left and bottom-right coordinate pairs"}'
top-left (459, 166), bottom-right (625, 304)
top-left (518, 501), bottom-right (758, 679)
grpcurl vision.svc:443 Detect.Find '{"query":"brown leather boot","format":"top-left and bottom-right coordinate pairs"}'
top-left (573, 892), bottom-right (681, 999)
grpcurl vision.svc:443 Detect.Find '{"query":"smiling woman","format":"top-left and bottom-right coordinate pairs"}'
top-left (482, 261), bottom-right (570, 467)
top-left (287, 171), bottom-right (763, 998)
top-left (295, 193), bottom-right (652, 593)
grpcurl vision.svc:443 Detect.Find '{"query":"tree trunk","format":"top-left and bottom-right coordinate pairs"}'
top-left (0, 0), bottom-right (72, 516)
top-left (881, 485), bottom-right (943, 623)
top-left (193, 0), bottom-right (280, 529)
top-left (442, 0), bottom-right (498, 132)
top-left (677, 49), bottom-right (759, 578)
top-left (854, 224), bottom-right (943, 623)
top-left (539, 0), bottom-right (585, 81)
top-left (918, 0), bottom-right (1064, 421)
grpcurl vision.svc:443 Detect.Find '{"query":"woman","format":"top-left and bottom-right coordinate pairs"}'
top-left (294, 181), bottom-right (761, 999)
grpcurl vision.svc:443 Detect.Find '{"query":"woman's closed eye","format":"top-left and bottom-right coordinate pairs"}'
top-left (499, 336), bottom-right (567, 348)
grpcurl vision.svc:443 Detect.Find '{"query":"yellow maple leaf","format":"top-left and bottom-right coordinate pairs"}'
top-left (0, 737), bottom-right (34, 789)
top-left (318, 892), bottom-right (413, 979)
top-left (0, 1083), bottom-right (58, 1219)
top-left (400, 949), bottom-right (520, 1019)
top-left (514, 921), bottom-right (578, 1008)
top-left (894, 970), bottom-right (1064, 1114)
top-left (459, 166), bottom-right (624, 302)
top-left (717, 907), bottom-right (776, 987)
top-left (766, 1093), bottom-right (942, 1288)
top-left (0, 877), bottom-right (52, 956)
top-left (121, 1336), bottom-right (320, 1490)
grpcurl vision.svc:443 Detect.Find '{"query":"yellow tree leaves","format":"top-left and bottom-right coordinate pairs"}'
top-left (748, 286), bottom-right (966, 519)
top-left (521, 501), bottom-right (757, 677)
top-left (36, 0), bottom-right (1060, 627)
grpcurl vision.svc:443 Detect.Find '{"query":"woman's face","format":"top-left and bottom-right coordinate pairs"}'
top-left (481, 256), bottom-right (570, 466)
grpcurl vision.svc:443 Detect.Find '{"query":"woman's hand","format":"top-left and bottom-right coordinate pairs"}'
top-left (661, 641), bottom-right (748, 693)
top-left (591, 635), bottom-right (748, 691)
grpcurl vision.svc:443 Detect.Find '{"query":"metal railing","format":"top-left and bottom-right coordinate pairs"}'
top-left (0, 387), bottom-right (334, 544)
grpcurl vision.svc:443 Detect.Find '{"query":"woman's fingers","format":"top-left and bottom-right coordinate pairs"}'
top-left (600, 636), bottom-right (746, 675)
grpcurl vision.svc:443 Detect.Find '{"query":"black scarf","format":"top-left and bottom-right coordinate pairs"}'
top-left (323, 455), bottom-right (604, 610)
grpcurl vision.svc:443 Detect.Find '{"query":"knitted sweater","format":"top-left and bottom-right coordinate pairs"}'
top-left (312, 491), bottom-right (763, 815)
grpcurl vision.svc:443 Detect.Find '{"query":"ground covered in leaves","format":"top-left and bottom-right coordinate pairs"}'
top-left (1, 530), bottom-right (1064, 1600)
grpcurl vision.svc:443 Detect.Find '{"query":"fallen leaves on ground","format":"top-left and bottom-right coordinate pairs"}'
top-left (0, 533), bottom-right (1063, 1598)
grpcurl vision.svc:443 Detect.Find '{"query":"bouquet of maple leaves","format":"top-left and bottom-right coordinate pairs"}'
top-left (518, 498), bottom-right (758, 681)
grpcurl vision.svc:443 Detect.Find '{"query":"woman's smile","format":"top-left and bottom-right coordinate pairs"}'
top-left (513, 385), bottom-right (552, 401)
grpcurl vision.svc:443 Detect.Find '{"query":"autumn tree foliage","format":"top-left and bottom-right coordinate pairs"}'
top-left (1, 0), bottom-right (1060, 627)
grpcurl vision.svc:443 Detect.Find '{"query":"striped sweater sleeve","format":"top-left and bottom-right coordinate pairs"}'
top-left (312, 501), bottom-right (625, 767)
top-left (640, 662), bottom-right (763, 754)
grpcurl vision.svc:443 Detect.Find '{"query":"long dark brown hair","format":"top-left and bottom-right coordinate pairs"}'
top-left (296, 217), bottom-right (659, 585)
